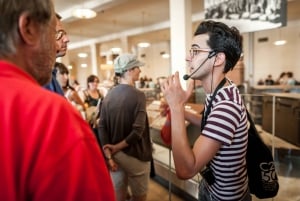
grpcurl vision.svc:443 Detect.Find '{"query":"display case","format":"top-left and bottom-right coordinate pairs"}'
top-left (250, 85), bottom-right (300, 125)
top-left (262, 93), bottom-right (300, 146)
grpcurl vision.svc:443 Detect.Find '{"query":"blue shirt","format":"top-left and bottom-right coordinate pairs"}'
top-left (44, 68), bottom-right (64, 96)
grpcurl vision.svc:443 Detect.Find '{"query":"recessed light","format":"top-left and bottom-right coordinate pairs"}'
top-left (138, 42), bottom-right (151, 48)
top-left (78, 53), bottom-right (88, 58)
top-left (72, 8), bottom-right (97, 19)
top-left (81, 63), bottom-right (88, 68)
top-left (273, 40), bottom-right (286, 46)
top-left (111, 47), bottom-right (121, 53)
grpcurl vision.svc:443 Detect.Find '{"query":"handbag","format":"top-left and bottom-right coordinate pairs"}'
top-left (246, 109), bottom-right (279, 198)
top-left (160, 109), bottom-right (171, 146)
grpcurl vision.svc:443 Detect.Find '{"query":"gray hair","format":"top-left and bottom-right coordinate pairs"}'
top-left (0, 0), bottom-right (54, 57)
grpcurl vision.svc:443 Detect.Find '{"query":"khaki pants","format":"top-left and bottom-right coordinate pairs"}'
top-left (111, 151), bottom-right (150, 199)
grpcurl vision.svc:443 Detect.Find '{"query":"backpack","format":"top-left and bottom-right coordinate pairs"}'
top-left (246, 110), bottom-right (279, 198)
top-left (200, 78), bottom-right (279, 198)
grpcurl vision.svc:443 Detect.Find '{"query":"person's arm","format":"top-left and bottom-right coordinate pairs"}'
top-left (103, 139), bottom-right (129, 155)
top-left (184, 110), bottom-right (202, 127)
top-left (161, 72), bottom-right (221, 179)
top-left (70, 90), bottom-right (87, 110)
top-left (78, 90), bottom-right (89, 108)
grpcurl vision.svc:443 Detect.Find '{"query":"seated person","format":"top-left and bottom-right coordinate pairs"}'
top-left (265, 74), bottom-right (274, 85)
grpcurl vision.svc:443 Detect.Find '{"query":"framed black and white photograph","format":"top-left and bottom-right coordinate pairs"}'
top-left (204, 0), bottom-right (287, 32)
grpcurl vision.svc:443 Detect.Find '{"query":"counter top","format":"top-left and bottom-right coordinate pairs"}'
top-left (252, 85), bottom-right (300, 90)
top-left (264, 93), bottom-right (300, 100)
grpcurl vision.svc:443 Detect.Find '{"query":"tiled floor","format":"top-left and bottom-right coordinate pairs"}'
top-left (151, 127), bottom-right (300, 201)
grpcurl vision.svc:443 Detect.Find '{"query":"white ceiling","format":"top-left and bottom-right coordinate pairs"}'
top-left (53, 0), bottom-right (300, 62)
top-left (53, 0), bottom-right (203, 48)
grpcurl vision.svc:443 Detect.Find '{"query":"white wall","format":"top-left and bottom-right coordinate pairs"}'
top-left (250, 20), bottom-right (300, 84)
top-left (137, 41), bottom-right (171, 81)
top-left (69, 20), bottom-right (300, 88)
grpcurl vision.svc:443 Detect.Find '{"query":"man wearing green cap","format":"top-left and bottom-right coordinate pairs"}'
top-left (99, 53), bottom-right (153, 201)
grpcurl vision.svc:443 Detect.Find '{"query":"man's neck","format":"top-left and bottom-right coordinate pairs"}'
top-left (120, 77), bottom-right (134, 86)
top-left (202, 75), bottom-right (226, 94)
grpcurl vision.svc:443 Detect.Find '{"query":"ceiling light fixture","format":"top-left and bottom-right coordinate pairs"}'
top-left (111, 47), bottom-right (121, 53)
top-left (137, 42), bottom-right (150, 48)
top-left (81, 63), bottom-right (88, 68)
top-left (137, 11), bottom-right (151, 48)
top-left (273, 40), bottom-right (286, 46)
top-left (160, 52), bottom-right (170, 59)
top-left (72, 8), bottom-right (97, 19)
top-left (77, 52), bottom-right (88, 58)
top-left (273, 28), bottom-right (286, 46)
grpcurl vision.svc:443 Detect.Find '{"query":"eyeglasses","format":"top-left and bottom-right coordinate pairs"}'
top-left (56, 30), bottom-right (67, 40)
top-left (189, 48), bottom-right (212, 58)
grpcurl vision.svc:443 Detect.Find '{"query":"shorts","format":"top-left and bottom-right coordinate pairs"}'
top-left (110, 151), bottom-right (150, 197)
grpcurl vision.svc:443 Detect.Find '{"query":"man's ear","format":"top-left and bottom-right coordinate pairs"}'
top-left (18, 13), bottom-right (40, 45)
top-left (214, 52), bottom-right (226, 66)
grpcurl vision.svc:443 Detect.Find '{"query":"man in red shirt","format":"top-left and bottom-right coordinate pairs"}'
top-left (0, 0), bottom-right (115, 201)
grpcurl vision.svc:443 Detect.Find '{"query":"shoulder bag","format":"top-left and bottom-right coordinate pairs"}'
top-left (246, 109), bottom-right (279, 198)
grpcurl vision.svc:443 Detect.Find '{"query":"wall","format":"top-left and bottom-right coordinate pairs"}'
top-left (137, 41), bottom-right (171, 81)
top-left (67, 20), bottom-right (300, 88)
top-left (251, 20), bottom-right (300, 85)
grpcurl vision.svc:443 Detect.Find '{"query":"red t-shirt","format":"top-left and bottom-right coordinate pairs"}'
top-left (0, 61), bottom-right (115, 201)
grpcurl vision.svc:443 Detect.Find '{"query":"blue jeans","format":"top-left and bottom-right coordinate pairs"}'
top-left (198, 180), bottom-right (252, 201)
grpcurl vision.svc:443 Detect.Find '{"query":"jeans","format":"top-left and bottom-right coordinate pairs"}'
top-left (198, 180), bottom-right (252, 201)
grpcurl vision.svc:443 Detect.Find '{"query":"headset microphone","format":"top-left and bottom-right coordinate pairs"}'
top-left (183, 51), bottom-right (217, 80)
top-left (183, 74), bottom-right (190, 80)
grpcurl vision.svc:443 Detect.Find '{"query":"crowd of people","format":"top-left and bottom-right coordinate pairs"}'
top-left (1, 0), bottom-right (263, 200)
top-left (258, 71), bottom-right (298, 86)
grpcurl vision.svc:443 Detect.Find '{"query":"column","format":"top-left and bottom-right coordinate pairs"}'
top-left (169, 0), bottom-right (192, 89)
top-left (90, 43), bottom-right (98, 75)
top-left (120, 36), bottom-right (129, 53)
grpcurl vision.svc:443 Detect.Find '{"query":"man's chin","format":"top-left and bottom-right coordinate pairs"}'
top-left (38, 75), bottom-right (52, 86)
top-left (56, 51), bottom-right (66, 58)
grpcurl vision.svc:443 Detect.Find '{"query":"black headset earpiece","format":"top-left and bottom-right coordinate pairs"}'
top-left (208, 51), bottom-right (217, 58)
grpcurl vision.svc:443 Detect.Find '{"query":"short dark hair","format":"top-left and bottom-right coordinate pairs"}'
top-left (87, 75), bottom-right (99, 88)
top-left (55, 62), bottom-right (69, 75)
top-left (194, 20), bottom-right (243, 73)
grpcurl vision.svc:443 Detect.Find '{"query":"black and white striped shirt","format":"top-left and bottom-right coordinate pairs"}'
top-left (202, 83), bottom-right (248, 201)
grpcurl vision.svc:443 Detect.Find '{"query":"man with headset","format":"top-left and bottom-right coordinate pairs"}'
top-left (161, 20), bottom-right (251, 201)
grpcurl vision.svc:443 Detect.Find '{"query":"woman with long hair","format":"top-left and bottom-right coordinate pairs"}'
top-left (55, 62), bottom-right (86, 118)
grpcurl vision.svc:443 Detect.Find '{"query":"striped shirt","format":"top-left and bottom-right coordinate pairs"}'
top-left (202, 82), bottom-right (248, 201)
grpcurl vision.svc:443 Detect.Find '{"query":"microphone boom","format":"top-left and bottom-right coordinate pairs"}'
top-left (182, 56), bottom-right (210, 80)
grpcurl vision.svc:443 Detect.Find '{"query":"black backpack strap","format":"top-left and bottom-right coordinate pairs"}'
top-left (201, 77), bottom-right (227, 131)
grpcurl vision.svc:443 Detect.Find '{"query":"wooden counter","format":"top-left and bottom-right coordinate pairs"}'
top-left (264, 93), bottom-right (300, 99)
